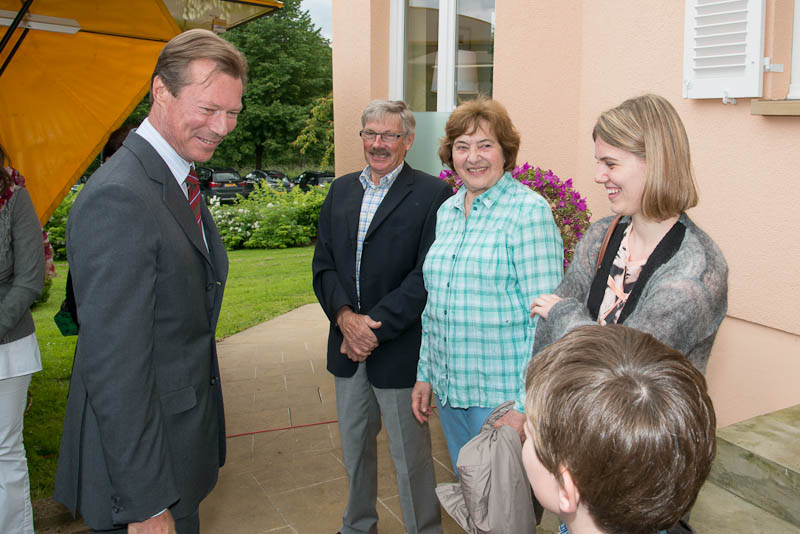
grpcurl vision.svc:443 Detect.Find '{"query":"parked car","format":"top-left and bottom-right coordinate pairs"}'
top-left (295, 170), bottom-right (335, 192)
top-left (70, 175), bottom-right (90, 193)
top-left (244, 169), bottom-right (293, 194)
top-left (196, 167), bottom-right (246, 203)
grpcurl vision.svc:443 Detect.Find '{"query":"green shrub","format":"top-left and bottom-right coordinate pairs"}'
top-left (208, 182), bottom-right (330, 250)
top-left (44, 188), bottom-right (79, 260)
top-left (292, 184), bottom-right (328, 231)
top-left (40, 181), bottom-right (330, 254)
top-left (32, 274), bottom-right (52, 308)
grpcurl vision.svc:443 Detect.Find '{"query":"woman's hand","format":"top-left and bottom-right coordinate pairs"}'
top-left (411, 381), bottom-right (433, 424)
top-left (530, 294), bottom-right (562, 320)
top-left (493, 409), bottom-right (527, 442)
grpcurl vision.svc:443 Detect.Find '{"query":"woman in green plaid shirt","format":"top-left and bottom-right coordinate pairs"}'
top-left (411, 98), bottom-right (563, 473)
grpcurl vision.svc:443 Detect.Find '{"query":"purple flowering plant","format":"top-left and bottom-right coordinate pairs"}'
top-left (438, 163), bottom-right (591, 268)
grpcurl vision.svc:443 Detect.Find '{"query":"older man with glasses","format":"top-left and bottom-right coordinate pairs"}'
top-left (313, 100), bottom-right (452, 534)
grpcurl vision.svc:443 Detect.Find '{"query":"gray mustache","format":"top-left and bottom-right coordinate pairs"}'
top-left (369, 149), bottom-right (391, 157)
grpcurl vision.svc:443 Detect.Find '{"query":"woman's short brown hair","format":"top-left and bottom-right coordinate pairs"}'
top-left (525, 325), bottom-right (716, 534)
top-left (593, 94), bottom-right (699, 220)
top-left (438, 97), bottom-right (520, 173)
top-left (0, 143), bottom-right (12, 196)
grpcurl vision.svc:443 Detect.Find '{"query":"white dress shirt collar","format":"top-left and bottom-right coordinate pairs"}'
top-left (135, 117), bottom-right (208, 250)
top-left (135, 117), bottom-right (193, 195)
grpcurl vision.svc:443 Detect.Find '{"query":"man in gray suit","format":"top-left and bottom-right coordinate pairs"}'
top-left (54, 30), bottom-right (247, 534)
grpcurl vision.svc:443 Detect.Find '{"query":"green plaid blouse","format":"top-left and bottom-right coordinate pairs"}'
top-left (418, 173), bottom-right (563, 411)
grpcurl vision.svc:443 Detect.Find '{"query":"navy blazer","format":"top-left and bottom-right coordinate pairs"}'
top-left (55, 133), bottom-right (228, 529)
top-left (312, 163), bottom-right (452, 388)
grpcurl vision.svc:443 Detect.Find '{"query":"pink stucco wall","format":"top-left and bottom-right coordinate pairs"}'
top-left (331, 0), bottom-right (390, 175)
top-left (332, 0), bottom-right (800, 427)
top-left (493, 1), bottom-right (800, 427)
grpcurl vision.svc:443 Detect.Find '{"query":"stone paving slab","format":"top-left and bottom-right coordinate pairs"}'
top-left (35, 303), bottom-right (564, 533)
top-left (201, 303), bottom-right (464, 533)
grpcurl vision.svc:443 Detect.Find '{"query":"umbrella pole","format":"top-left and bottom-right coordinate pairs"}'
top-left (0, 0), bottom-right (34, 55)
top-left (0, 27), bottom-right (29, 78)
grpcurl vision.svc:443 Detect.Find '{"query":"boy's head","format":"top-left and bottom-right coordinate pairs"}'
top-left (523, 325), bottom-right (716, 534)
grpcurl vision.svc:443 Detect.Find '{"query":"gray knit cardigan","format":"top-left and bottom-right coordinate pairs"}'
top-left (0, 187), bottom-right (44, 345)
top-left (532, 214), bottom-right (728, 373)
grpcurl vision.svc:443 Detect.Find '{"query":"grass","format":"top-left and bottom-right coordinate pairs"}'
top-left (217, 247), bottom-right (319, 337)
top-left (25, 246), bottom-right (317, 500)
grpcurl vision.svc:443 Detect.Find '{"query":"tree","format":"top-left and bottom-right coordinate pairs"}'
top-left (293, 92), bottom-right (333, 169)
top-left (210, 0), bottom-right (332, 170)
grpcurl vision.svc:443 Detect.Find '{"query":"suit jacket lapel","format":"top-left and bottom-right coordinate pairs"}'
top-left (202, 204), bottom-right (228, 325)
top-left (365, 163), bottom-right (413, 240)
top-left (124, 134), bottom-right (212, 265)
top-left (201, 203), bottom-right (228, 283)
top-left (343, 175), bottom-right (365, 250)
top-left (163, 179), bottom-right (211, 265)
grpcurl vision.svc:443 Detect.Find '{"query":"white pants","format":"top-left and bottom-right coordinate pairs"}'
top-left (0, 373), bottom-right (34, 534)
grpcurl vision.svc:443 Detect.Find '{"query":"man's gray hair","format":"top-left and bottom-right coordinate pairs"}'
top-left (361, 100), bottom-right (416, 134)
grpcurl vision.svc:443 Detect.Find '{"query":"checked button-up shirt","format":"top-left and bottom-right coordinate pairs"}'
top-left (418, 173), bottom-right (564, 411)
top-left (355, 163), bottom-right (403, 306)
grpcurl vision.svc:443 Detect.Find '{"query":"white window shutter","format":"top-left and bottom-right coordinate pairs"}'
top-left (683, 0), bottom-right (766, 99)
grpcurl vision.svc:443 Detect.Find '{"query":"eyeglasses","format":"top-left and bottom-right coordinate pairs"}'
top-left (359, 130), bottom-right (407, 143)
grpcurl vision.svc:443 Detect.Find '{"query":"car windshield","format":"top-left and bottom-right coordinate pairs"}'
top-left (215, 172), bottom-right (240, 181)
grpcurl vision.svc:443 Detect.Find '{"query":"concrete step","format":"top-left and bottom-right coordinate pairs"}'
top-left (708, 404), bottom-right (800, 527)
top-left (692, 481), bottom-right (800, 534)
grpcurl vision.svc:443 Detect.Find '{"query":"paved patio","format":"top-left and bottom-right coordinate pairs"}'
top-left (37, 303), bottom-right (797, 533)
top-left (36, 303), bottom-right (560, 533)
top-left (199, 303), bottom-right (561, 533)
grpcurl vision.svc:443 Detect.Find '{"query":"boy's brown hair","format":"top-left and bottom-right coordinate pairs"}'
top-left (525, 325), bottom-right (716, 534)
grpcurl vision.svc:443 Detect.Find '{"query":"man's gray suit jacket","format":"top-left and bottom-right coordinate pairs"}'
top-left (54, 133), bottom-right (228, 530)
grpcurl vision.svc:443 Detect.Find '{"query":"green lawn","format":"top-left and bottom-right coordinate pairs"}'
top-left (25, 246), bottom-right (317, 500)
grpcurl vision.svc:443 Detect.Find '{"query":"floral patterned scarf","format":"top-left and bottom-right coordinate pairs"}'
top-left (0, 167), bottom-right (25, 213)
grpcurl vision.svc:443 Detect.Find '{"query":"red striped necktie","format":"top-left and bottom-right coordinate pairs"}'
top-left (185, 169), bottom-right (202, 229)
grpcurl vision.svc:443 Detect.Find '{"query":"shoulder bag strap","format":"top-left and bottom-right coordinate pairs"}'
top-left (595, 215), bottom-right (623, 272)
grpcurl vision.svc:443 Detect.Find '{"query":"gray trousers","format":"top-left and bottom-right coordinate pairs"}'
top-left (335, 363), bottom-right (441, 534)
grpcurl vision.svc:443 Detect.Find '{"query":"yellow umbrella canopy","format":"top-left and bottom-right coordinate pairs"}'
top-left (0, 0), bottom-right (280, 224)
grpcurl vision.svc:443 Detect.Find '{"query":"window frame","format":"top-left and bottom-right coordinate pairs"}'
top-left (682, 0), bottom-right (767, 100)
top-left (787, 0), bottom-right (800, 99)
top-left (388, 0), bottom-right (465, 112)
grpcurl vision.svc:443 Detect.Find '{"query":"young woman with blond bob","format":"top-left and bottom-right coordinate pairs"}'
top-left (531, 94), bottom-right (728, 375)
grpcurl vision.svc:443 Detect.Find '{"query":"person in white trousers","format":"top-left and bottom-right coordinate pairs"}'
top-left (0, 152), bottom-right (45, 534)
